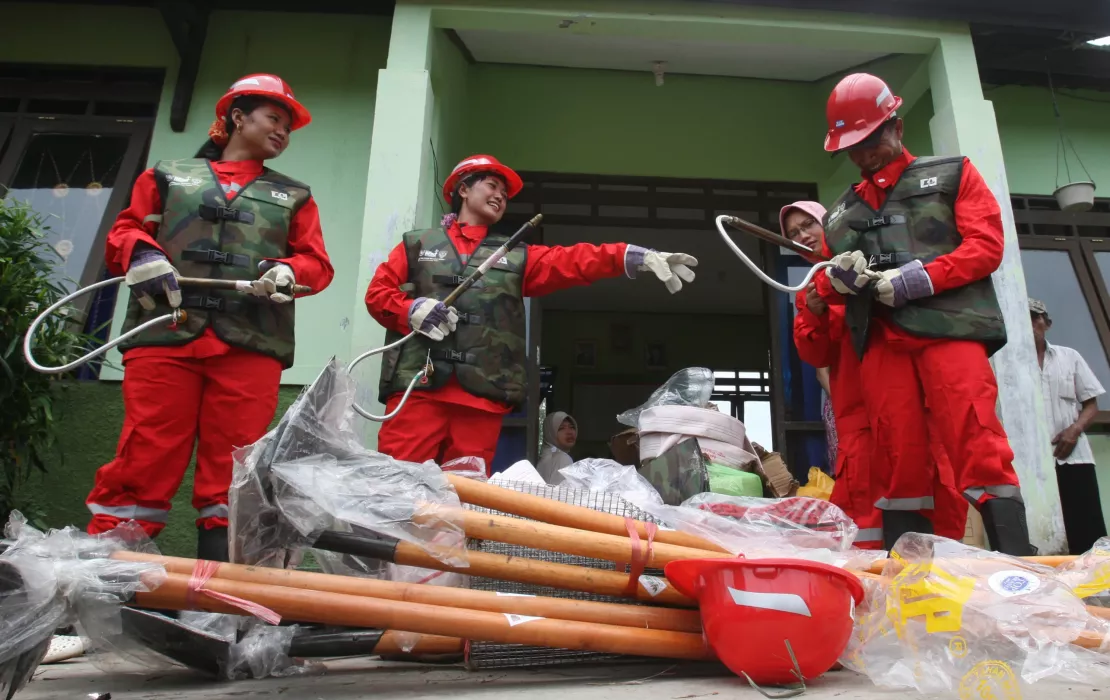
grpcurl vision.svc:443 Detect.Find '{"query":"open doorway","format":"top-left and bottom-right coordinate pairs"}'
top-left (494, 171), bottom-right (818, 471)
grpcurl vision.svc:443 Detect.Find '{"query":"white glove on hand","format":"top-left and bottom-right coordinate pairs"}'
top-left (250, 263), bottom-right (297, 303)
top-left (126, 249), bottom-right (181, 311)
top-left (824, 251), bottom-right (872, 295)
top-left (872, 259), bottom-right (934, 308)
top-left (409, 297), bottom-right (458, 341)
top-left (626, 246), bottom-right (698, 294)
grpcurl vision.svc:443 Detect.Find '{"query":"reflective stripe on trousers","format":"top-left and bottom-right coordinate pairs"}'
top-left (963, 485), bottom-right (1024, 505)
top-left (874, 496), bottom-right (935, 510)
top-left (87, 503), bottom-right (169, 523)
top-left (197, 503), bottom-right (229, 520)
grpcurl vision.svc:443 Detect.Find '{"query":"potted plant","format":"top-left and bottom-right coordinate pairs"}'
top-left (0, 199), bottom-right (96, 526)
top-left (1047, 66), bottom-right (1096, 212)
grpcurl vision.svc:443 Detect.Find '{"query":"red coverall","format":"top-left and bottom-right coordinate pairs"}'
top-left (817, 149), bottom-right (1021, 513)
top-left (366, 222), bottom-right (628, 471)
top-left (86, 160), bottom-right (334, 537)
top-left (793, 290), bottom-right (968, 545)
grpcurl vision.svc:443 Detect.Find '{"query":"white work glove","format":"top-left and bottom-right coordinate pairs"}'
top-left (872, 259), bottom-right (934, 308)
top-left (824, 251), bottom-right (872, 295)
top-left (126, 248), bottom-right (181, 310)
top-left (409, 297), bottom-right (458, 341)
top-left (626, 245), bottom-right (698, 294)
top-left (250, 263), bottom-right (296, 303)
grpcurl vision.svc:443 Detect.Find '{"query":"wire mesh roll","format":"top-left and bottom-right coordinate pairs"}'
top-left (462, 480), bottom-right (666, 670)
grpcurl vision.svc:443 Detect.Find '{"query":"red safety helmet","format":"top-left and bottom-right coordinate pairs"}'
top-left (824, 73), bottom-right (902, 153)
top-left (666, 557), bottom-right (864, 685)
top-left (215, 74), bottom-right (311, 130)
top-left (442, 155), bottom-right (523, 203)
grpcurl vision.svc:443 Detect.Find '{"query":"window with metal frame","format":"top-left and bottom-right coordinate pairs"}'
top-left (1014, 195), bottom-right (1110, 423)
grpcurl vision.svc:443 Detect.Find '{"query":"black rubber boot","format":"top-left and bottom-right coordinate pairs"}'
top-left (197, 526), bottom-right (230, 563)
top-left (980, 497), bottom-right (1036, 556)
top-left (882, 510), bottom-right (934, 550)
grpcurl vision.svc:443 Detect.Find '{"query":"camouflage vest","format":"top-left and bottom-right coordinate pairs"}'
top-left (377, 227), bottom-right (528, 407)
top-left (118, 159), bottom-right (311, 368)
top-left (823, 156), bottom-right (1007, 358)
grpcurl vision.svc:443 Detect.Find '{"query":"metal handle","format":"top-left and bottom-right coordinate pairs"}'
top-left (23, 276), bottom-right (313, 375)
top-left (348, 214), bottom-right (543, 422)
top-left (714, 215), bottom-right (833, 294)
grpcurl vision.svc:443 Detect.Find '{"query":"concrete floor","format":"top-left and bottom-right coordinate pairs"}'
top-left (14, 656), bottom-right (1105, 700)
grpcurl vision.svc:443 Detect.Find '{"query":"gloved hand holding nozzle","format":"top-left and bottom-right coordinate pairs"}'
top-left (824, 250), bottom-right (872, 296)
top-left (126, 247), bottom-right (181, 310)
top-left (409, 297), bottom-right (458, 341)
top-left (626, 246), bottom-right (698, 294)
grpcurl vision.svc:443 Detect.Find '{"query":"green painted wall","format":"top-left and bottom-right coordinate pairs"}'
top-left (427, 29), bottom-right (471, 226)
top-left (989, 85), bottom-right (1110, 197)
top-left (1082, 434), bottom-right (1110, 537)
top-left (464, 64), bottom-right (828, 184)
top-left (19, 383), bottom-right (302, 556)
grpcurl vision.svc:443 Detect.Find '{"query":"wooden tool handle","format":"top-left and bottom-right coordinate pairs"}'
top-left (177, 277), bottom-right (313, 295)
top-left (862, 554), bottom-right (1079, 576)
top-left (423, 506), bottom-right (731, 569)
top-left (445, 474), bottom-right (729, 554)
top-left (393, 540), bottom-right (694, 607)
top-left (376, 631), bottom-right (464, 656)
top-left (113, 552), bottom-right (701, 632)
top-left (136, 573), bottom-right (713, 662)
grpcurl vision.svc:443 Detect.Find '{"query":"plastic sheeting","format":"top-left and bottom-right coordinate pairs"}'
top-left (229, 358), bottom-right (469, 571)
top-left (0, 512), bottom-right (167, 686)
top-left (616, 367), bottom-right (714, 430)
top-left (1055, 536), bottom-right (1110, 607)
top-left (843, 534), bottom-right (1110, 696)
top-left (557, 459), bottom-right (664, 506)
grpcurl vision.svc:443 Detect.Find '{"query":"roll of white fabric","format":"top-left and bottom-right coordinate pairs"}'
top-left (637, 405), bottom-right (758, 470)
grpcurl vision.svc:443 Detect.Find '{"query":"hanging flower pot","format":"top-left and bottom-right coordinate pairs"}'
top-left (1054, 181), bottom-right (1096, 212)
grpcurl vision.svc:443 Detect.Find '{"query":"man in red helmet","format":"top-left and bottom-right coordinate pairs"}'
top-left (365, 155), bottom-right (698, 474)
top-left (816, 73), bottom-right (1032, 555)
top-left (784, 202), bottom-right (967, 548)
top-left (84, 74), bottom-right (333, 561)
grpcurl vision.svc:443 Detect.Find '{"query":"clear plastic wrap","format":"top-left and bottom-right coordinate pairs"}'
top-left (225, 621), bottom-right (323, 680)
top-left (629, 493), bottom-right (879, 568)
top-left (0, 512), bottom-right (168, 682)
top-left (229, 358), bottom-right (469, 569)
top-left (440, 456), bottom-right (488, 481)
top-left (557, 459), bottom-right (664, 506)
top-left (616, 367), bottom-right (714, 429)
top-left (843, 533), bottom-right (1110, 696)
top-left (1055, 536), bottom-right (1110, 606)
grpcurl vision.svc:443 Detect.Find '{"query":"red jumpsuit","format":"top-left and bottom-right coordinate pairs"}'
top-left (86, 160), bottom-right (334, 537)
top-left (366, 222), bottom-right (628, 471)
top-left (817, 149), bottom-right (1021, 513)
top-left (793, 290), bottom-right (968, 545)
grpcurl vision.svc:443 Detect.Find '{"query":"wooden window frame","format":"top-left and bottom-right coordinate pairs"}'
top-left (1014, 195), bottom-right (1110, 426)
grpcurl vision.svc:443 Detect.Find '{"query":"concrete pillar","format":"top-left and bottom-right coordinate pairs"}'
top-left (348, 4), bottom-right (437, 447)
top-left (928, 33), bottom-right (1066, 553)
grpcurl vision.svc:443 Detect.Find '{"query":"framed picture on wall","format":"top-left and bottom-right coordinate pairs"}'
top-left (646, 343), bottom-right (667, 370)
top-left (575, 340), bottom-right (597, 369)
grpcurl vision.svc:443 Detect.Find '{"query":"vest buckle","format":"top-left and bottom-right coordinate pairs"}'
top-left (445, 350), bottom-right (465, 363)
top-left (203, 297), bottom-right (223, 310)
top-left (868, 216), bottom-right (888, 228)
top-left (209, 250), bottom-right (230, 264)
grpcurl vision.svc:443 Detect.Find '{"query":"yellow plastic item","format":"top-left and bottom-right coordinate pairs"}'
top-left (795, 467), bottom-right (834, 501)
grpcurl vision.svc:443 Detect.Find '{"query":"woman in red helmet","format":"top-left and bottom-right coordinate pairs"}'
top-left (84, 74), bottom-right (334, 561)
top-left (365, 155), bottom-right (698, 474)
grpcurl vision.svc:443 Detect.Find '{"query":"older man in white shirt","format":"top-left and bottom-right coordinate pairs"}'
top-left (1032, 298), bottom-right (1108, 554)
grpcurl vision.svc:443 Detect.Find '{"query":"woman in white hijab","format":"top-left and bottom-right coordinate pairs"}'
top-left (536, 411), bottom-right (578, 484)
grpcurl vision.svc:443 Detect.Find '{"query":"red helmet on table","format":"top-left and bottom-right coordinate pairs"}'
top-left (823, 73), bottom-right (902, 153)
top-left (442, 155), bottom-right (523, 203)
top-left (215, 74), bottom-right (311, 130)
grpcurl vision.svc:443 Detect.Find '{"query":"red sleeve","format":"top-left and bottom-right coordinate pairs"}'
top-left (266, 196), bottom-right (334, 298)
top-left (104, 168), bottom-right (165, 275)
top-left (364, 242), bottom-right (415, 335)
top-left (792, 290), bottom-right (835, 368)
top-left (923, 158), bottom-right (1005, 295)
top-left (522, 242), bottom-right (629, 297)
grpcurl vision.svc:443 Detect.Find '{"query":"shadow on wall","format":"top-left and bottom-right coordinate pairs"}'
top-left (21, 382), bottom-right (302, 557)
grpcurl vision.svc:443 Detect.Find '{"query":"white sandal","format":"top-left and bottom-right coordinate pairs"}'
top-left (41, 635), bottom-right (86, 664)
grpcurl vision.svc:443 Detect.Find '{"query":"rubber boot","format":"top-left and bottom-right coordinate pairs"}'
top-left (979, 497), bottom-right (1036, 556)
top-left (882, 510), bottom-right (934, 550)
top-left (197, 525), bottom-right (230, 563)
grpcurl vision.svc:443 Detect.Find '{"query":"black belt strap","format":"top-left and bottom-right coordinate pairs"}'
top-left (849, 214), bottom-right (907, 232)
top-left (433, 274), bottom-right (466, 286)
top-left (431, 349), bottom-right (477, 365)
top-left (181, 249), bottom-right (251, 267)
top-left (198, 204), bottom-right (256, 225)
top-left (181, 294), bottom-right (248, 314)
